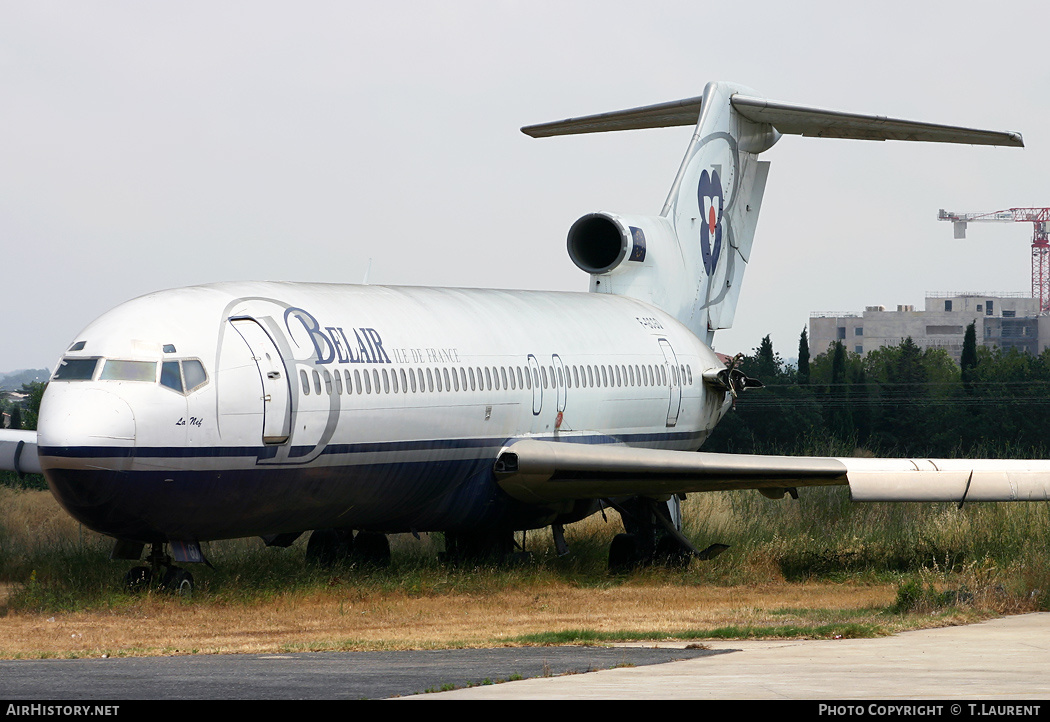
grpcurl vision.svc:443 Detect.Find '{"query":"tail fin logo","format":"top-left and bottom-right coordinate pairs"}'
top-left (698, 169), bottom-right (724, 275)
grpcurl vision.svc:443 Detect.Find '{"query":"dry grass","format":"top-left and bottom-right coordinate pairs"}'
top-left (0, 486), bottom-right (1036, 659)
top-left (0, 581), bottom-right (903, 659)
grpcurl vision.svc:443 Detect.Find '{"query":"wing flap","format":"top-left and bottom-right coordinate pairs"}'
top-left (494, 440), bottom-right (1050, 505)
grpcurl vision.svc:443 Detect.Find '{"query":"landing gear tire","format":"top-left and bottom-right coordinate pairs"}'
top-left (306, 529), bottom-right (353, 567)
top-left (352, 532), bottom-right (391, 568)
top-left (608, 533), bottom-right (640, 574)
top-left (441, 531), bottom-right (516, 566)
top-left (123, 566), bottom-right (152, 593)
top-left (161, 567), bottom-right (194, 597)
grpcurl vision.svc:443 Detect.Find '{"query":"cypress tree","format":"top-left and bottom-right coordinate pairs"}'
top-left (797, 327), bottom-right (811, 385)
top-left (961, 320), bottom-right (978, 392)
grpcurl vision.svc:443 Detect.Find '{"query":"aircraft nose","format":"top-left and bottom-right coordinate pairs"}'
top-left (37, 387), bottom-right (137, 477)
top-left (37, 387), bottom-right (144, 538)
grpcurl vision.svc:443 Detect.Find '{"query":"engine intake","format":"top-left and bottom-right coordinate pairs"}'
top-left (567, 213), bottom-right (631, 275)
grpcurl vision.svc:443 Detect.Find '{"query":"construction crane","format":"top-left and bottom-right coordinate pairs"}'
top-left (938, 207), bottom-right (1050, 312)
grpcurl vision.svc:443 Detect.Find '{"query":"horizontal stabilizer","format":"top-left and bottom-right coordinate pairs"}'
top-left (522, 92), bottom-right (1023, 147)
top-left (730, 95), bottom-right (1024, 147)
top-left (494, 440), bottom-right (1050, 504)
top-left (521, 96), bottom-right (703, 138)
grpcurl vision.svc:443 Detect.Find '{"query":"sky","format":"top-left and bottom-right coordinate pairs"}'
top-left (1, 1), bottom-right (1047, 373)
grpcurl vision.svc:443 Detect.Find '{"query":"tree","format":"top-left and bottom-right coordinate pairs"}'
top-left (961, 321), bottom-right (978, 392)
top-left (797, 327), bottom-right (810, 385)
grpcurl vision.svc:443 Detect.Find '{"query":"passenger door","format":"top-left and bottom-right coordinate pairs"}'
top-left (230, 318), bottom-right (292, 444)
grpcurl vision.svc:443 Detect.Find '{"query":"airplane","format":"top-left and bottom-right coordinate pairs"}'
top-left (2, 80), bottom-right (1048, 595)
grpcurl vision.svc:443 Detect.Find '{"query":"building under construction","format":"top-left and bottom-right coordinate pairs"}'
top-left (811, 207), bottom-right (1050, 363)
top-left (809, 292), bottom-right (1047, 363)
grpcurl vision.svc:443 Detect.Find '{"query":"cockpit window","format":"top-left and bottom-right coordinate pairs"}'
top-left (183, 360), bottom-right (207, 392)
top-left (100, 360), bottom-right (158, 382)
top-left (52, 357), bottom-right (99, 381)
top-left (160, 361), bottom-right (183, 392)
top-left (159, 359), bottom-right (208, 395)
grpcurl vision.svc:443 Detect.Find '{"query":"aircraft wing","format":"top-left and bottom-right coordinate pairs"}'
top-left (0, 429), bottom-right (42, 475)
top-left (494, 439), bottom-right (1050, 504)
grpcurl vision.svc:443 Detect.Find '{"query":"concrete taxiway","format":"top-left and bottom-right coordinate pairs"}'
top-left (426, 612), bottom-right (1050, 699)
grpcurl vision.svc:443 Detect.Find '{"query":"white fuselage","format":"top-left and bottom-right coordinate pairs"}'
top-left (37, 281), bottom-right (730, 543)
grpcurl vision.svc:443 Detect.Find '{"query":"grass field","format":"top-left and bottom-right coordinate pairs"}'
top-left (1, 478), bottom-right (1046, 659)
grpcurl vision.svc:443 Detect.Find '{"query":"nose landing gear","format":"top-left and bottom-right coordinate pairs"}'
top-left (121, 543), bottom-right (196, 597)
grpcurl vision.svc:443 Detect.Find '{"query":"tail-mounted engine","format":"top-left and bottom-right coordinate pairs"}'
top-left (566, 212), bottom-right (694, 323)
top-left (567, 212), bottom-right (643, 275)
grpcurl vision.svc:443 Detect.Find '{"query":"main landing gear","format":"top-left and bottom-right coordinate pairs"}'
top-left (305, 528), bottom-right (392, 568)
top-left (606, 497), bottom-right (728, 574)
top-left (122, 543), bottom-right (196, 597)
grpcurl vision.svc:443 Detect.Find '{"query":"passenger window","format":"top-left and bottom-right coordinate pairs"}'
top-left (485, 367), bottom-right (492, 390)
top-left (355, 370), bottom-right (363, 394)
top-left (345, 370), bottom-right (353, 394)
top-left (372, 369), bottom-right (380, 394)
top-left (410, 368), bottom-right (418, 393)
top-left (443, 367), bottom-right (451, 391)
top-left (469, 367), bottom-right (476, 391)
top-left (313, 370), bottom-right (322, 395)
top-left (363, 370), bottom-right (372, 394)
top-left (323, 369), bottom-right (333, 395)
top-left (492, 367), bottom-right (500, 391)
top-left (426, 368), bottom-right (434, 392)
top-left (435, 368), bottom-right (443, 392)
top-left (401, 368), bottom-right (409, 392)
top-left (501, 367), bottom-right (508, 390)
top-left (300, 369), bottom-right (310, 395)
top-left (334, 370), bottom-right (343, 394)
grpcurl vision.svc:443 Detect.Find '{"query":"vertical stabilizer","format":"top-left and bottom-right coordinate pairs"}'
top-left (661, 82), bottom-right (777, 344)
top-left (523, 82), bottom-right (1022, 346)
